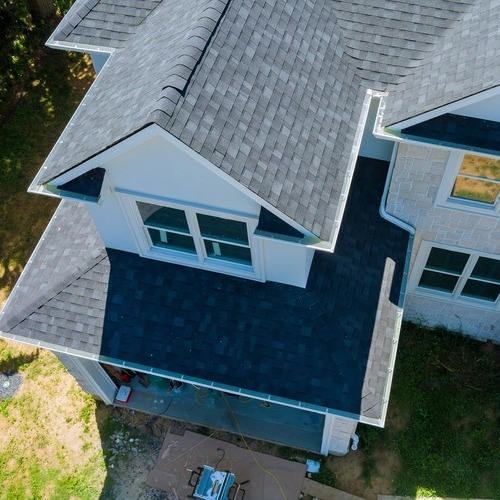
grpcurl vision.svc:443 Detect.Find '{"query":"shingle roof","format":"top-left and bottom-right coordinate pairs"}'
top-left (383, 0), bottom-right (500, 126)
top-left (332, 0), bottom-right (478, 88)
top-left (1, 159), bottom-right (410, 421)
top-left (48, 0), bottom-right (162, 50)
top-left (37, 0), bottom-right (499, 242)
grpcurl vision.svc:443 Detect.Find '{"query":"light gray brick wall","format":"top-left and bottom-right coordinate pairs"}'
top-left (403, 294), bottom-right (498, 341)
top-left (388, 143), bottom-right (500, 342)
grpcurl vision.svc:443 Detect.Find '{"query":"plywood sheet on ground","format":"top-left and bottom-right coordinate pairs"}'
top-left (146, 430), bottom-right (306, 499)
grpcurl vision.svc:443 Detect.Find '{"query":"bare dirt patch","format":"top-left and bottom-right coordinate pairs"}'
top-left (330, 446), bottom-right (400, 500)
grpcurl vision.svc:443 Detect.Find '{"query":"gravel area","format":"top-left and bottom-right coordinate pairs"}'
top-left (0, 371), bottom-right (23, 400)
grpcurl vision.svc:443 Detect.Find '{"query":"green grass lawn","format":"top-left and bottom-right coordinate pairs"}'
top-left (358, 323), bottom-right (500, 498)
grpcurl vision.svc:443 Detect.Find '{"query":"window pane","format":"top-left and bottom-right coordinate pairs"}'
top-left (137, 202), bottom-right (189, 233)
top-left (451, 177), bottom-right (500, 204)
top-left (426, 248), bottom-right (469, 274)
top-left (470, 257), bottom-right (500, 282)
top-left (204, 240), bottom-right (251, 265)
top-left (461, 279), bottom-right (500, 302)
top-left (148, 228), bottom-right (196, 253)
top-left (458, 154), bottom-right (500, 181)
top-left (451, 154), bottom-right (500, 204)
top-left (197, 214), bottom-right (248, 244)
top-left (418, 270), bottom-right (458, 293)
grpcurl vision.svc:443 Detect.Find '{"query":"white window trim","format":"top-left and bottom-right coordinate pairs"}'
top-left (436, 151), bottom-right (500, 216)
top-left (408, 241), bottom-right (500, 311)
top-left (118, 192), bottom-right (265, 281)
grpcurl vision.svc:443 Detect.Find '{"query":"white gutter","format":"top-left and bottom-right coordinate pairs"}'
top-left (326, 89), bottom-right (381, 253)
top-left (0, 330), bottom-right (361, 422)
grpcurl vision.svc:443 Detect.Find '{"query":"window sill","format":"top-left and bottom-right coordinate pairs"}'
top-left (142, 247), bottom-right (263, 282)
top-left (411, 288), bottom-right (499, 311)
top-left (435, 198), bottom-right (499, 218)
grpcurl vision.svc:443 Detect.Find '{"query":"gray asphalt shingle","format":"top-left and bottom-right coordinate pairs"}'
top-left (38, 0), bottom-right (498, 243)
top-left (49, 0), bottom-right (162, 49)
top-left (384, 0), bottom-right (500, 126)
top-left (0, 158), bottom-right (409, 420)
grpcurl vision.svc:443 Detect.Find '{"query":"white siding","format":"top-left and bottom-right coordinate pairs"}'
top-left (455, 94), bottom-right (500, 122)
top-left (84, 131), bottom-right (314, 287)
top-left (388, 143), bottom-right (500, 341)
top-left (260, 238), bottom-right (315, 288)
top-left (89, 52), bottom-right (110, 74)
top-left (322, 414), bottom-right (358, 456)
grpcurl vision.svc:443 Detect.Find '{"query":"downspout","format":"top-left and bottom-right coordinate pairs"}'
top-left (379, 136), bottom-right (415, 309)
top-left (379, 142), bottom-right (415, 236)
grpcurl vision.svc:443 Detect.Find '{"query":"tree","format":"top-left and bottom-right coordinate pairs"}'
top-left (26, 0), bottom-right (55, 21)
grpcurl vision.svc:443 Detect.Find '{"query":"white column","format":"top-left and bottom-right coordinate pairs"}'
top-left (321, 414), bottom-right (358, 456)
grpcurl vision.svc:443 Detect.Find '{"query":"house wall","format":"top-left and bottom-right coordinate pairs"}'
top-left (86, 132), bottom-right (314, 287)
top-left (53, 352), bottom-right (117, 403)
top-left (322, 414), bottom-right (358, 455)
top-left (387, 143), bottom-right (500, 341)
top-left (89, 52), bottom-right (110, 74)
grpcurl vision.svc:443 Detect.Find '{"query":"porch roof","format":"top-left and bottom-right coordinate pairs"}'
top-left (0, 158), bottom-right (410, 422)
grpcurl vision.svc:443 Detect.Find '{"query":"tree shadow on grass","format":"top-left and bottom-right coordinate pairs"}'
top-left (0, 42), bottom-right (94, 302)
top-left (0, 345), bottom-right (40, 374)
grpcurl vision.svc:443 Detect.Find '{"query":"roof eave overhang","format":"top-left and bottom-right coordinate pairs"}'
top-left (0, 329), bottom-right (362, 421)
top-left (46, 37), bottom-right (116, 56)
top-left (380, 85), bottom-right (500, 133)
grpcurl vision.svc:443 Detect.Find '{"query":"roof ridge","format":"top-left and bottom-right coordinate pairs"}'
top-left (148, 0), bottom-right (230, 127)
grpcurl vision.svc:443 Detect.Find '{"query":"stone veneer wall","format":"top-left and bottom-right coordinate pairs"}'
top-left (387, 143), bottom-right (500, 342)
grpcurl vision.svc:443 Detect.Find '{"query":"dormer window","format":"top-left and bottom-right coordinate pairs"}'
top-left (138, 203), bottom-right (197, 254)
top-left (196, 213), bottom-right (251, 265)
top-left (126, 198), bottom-right (260, 279)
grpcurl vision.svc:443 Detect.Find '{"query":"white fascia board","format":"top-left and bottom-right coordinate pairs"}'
top-left (374, 97), bottom-right (500, 160)
top-left (32, 121), bottom-right (316, 240)
top-left (325, 89), bottom-right (383, 254)
top-left (381, 85), bottom-right (500, 132)
top-left (29, 124), bottom-right (157, 196)
top-left (45, 0), bottom-right (116, 55)
top-left (46, 38), bottom-right (116, 56)
top-left (37, 122), bottom-right (308, 240)
top-left (28, 66), bottom-right (110, 194)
